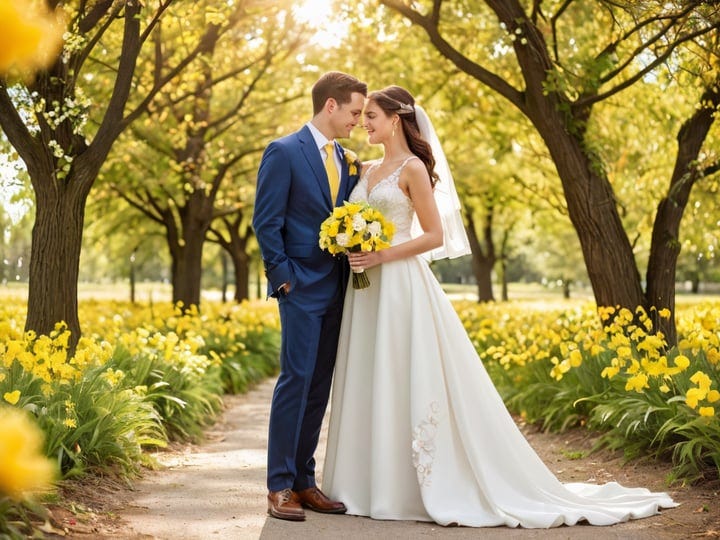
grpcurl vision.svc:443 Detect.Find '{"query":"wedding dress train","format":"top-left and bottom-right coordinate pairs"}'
top-left (322, 159), bottom-right (677, 528)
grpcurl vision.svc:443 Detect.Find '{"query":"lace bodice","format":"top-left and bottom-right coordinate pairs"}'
top-left (348, 158), bottom-right (416, 244)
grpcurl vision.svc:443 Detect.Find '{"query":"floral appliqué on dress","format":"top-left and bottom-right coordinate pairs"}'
top-left (412, 401), bottom-right (440, 486)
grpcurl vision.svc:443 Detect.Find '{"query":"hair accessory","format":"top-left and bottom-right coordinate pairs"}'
top-left (398, 102), bottom-right (414, 114)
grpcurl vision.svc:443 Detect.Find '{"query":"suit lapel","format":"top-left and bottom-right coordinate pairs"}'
top-left (298, 126), bottom-right (332, 208)
top-left (337, 145), bottom-right (353, 204)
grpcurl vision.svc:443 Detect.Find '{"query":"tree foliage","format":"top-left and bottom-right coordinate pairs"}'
top-left (380, 0), bottom-right (720, 343)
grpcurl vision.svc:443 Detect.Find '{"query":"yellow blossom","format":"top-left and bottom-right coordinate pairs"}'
top-left (3, 390), bottom-right (21, 405)
top-left (609, 333), bottom-right (630, 349)
top-left (640, 358), bottom-right (666, 377)
top-left (598, 306), bottom-right (616, 321)
top-left (686, 388), bottom-right (705, 409)
top-left (0, 0), bottom-right (64, 73)
top-left (673, 355), bottom-right (690, 371)
top-left (616, 346), bottom-right (632, 359)
top-left (601, 365), bottom-right (619, 379)
top-left (550, 357), bottom-right (570, 380)
top-left (637, 334), bottom-right (665, 356)
top-left (625, 373), bottom-right (649, 393)
top-left (569, 349), bottom-right (583, 368)
top-left (626, 359), bottom-right (641, 374)
top-left (690, 371), bottom-right (712, 391)
top-left (658, 308), bottom-right (672, 318)
top-left (698, 406), bottom-right (714, 417)
top-left (0, 407), bottom-right (56, 500)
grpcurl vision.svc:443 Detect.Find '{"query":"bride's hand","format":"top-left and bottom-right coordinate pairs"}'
top-left (348, 251), bottom-right (383, 271)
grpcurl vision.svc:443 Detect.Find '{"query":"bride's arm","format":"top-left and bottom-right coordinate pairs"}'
top-left (348, 159), bottom-right (443, 270)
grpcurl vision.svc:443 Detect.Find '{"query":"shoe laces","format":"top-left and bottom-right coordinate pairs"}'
top-left (279, 488), bottom-right (293, 504)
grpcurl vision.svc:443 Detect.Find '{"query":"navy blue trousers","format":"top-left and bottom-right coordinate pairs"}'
top-left (266, 296), bottom-right (343, 492)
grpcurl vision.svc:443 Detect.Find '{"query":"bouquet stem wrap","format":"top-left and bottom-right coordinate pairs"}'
top-left (351, 267), bottom-right (370, 290)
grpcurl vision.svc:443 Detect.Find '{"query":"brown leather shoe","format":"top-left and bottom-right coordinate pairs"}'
top-left (295, 487), bottom-right (347, 514)
top-left (268, 488), bottom-right (305, 521)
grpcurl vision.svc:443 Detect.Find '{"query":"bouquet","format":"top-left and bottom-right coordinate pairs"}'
top-left (319, 201), bottom-right (395, 289)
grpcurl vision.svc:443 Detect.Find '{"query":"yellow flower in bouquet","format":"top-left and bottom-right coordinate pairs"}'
top-left (319, 201), bottom-right (394, 289)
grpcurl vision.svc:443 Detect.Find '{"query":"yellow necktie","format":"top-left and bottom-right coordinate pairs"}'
top-left (324, 142), bottom-right (339, 203)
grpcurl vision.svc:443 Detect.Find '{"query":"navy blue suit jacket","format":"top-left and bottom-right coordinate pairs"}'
top-left (253, 125), bottom-right (359, 308)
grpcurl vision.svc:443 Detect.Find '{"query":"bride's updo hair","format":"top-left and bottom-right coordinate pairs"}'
top-left (367, 86), bottom-right (438, 187)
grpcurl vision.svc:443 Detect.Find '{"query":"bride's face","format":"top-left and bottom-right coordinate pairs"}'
top-left (362, 100), bottom-right (394, 145)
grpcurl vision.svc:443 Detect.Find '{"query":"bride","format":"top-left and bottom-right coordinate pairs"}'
top-left (321, 85), bottom-right (677, 528)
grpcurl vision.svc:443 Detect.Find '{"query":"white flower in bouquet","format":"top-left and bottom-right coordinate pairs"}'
top-left (336, 233), bottom-right (350, 247)
top-left (367, 221), bottom-right (382, 237)
top-left (352, 213), bottom-right (367, 231)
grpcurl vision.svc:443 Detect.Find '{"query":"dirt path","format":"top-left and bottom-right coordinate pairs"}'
top-left (55, 377), bottom-right (719, 539)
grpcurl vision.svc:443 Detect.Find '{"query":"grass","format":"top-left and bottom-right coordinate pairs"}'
top-left (3, 280), bottom-right (717, 305)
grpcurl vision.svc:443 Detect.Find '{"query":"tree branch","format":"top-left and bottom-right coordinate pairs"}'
top-left (550, 0), bottom-right (574, 63)
top-left (576, 21), bottom-right (720, 109)
top-left (0, 85), bottom-right (42, 170)
top-left (110, 185), bottom-right (164, 225)
top-left (380, 0), bottom-right (526, 112)
top-left (701, 160), bottom-right (720, 178)
top-left (89, 0), bottom-right (143, 164)
top-left (597, 4), bottom-right (697, 86)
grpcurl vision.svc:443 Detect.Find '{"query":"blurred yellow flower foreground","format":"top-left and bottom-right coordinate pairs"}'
top-left (0, 0), bottom-right (64, 73)
top-left (0, 407), bottom-right (55, 501)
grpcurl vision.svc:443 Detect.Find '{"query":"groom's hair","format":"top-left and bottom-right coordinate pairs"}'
top-left (312, 72), bottom-right (367, 115)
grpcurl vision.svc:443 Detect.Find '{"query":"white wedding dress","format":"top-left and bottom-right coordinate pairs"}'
top-left (322, 158), bottom-right (677, 528)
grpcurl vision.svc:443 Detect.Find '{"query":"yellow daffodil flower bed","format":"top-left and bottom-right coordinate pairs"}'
top-left (456, 299), bottom-right (719, 484)
top-left (0, 298), bottom-right (280, 494)
top-left (2, 291), bottom-right (718, 518)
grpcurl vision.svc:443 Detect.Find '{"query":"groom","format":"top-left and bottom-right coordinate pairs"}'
top-left (253, 71), bottom-right (367, 521)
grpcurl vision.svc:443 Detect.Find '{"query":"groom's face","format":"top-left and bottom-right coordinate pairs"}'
top-left (330, 92), bottom-right (365, 139)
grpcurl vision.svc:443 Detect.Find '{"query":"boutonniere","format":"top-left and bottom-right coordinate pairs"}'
top-left (344, 149), bottom-right (360, 176)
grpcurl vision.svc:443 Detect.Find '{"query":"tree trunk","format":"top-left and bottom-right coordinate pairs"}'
top-left (210, 214), bottom-right (252, 303)
top-left (255, 260), bottom-right (263, 300)
top-left (474, 258), bottom-right (495, 303)
top-left (25, 177), bottom-right (89, 346)
top-left (232, 250), bottom-right (250, 302)
top-left (465, 212), bottom-right (496, 302)
top-left (172, 249), bottom-right (203, 307)
top-left (0, 0), bottom-right (143, 351)
top-left (690, 272), bottom-right (700, 294)
top-left (130, 249), bottom-right (137, 304)
top-left (500, 258), bottom-right (509, 301)
top-left (166, 198), bottom-right (213, 308)
top-left (524, 97), bottom-right (647, 314)
top-left (645, 82), bottom-right (720, 345)
top-left (499, 229), bottom-right (511, 302)
top-left (221, 252), bottom-right (228, 303)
